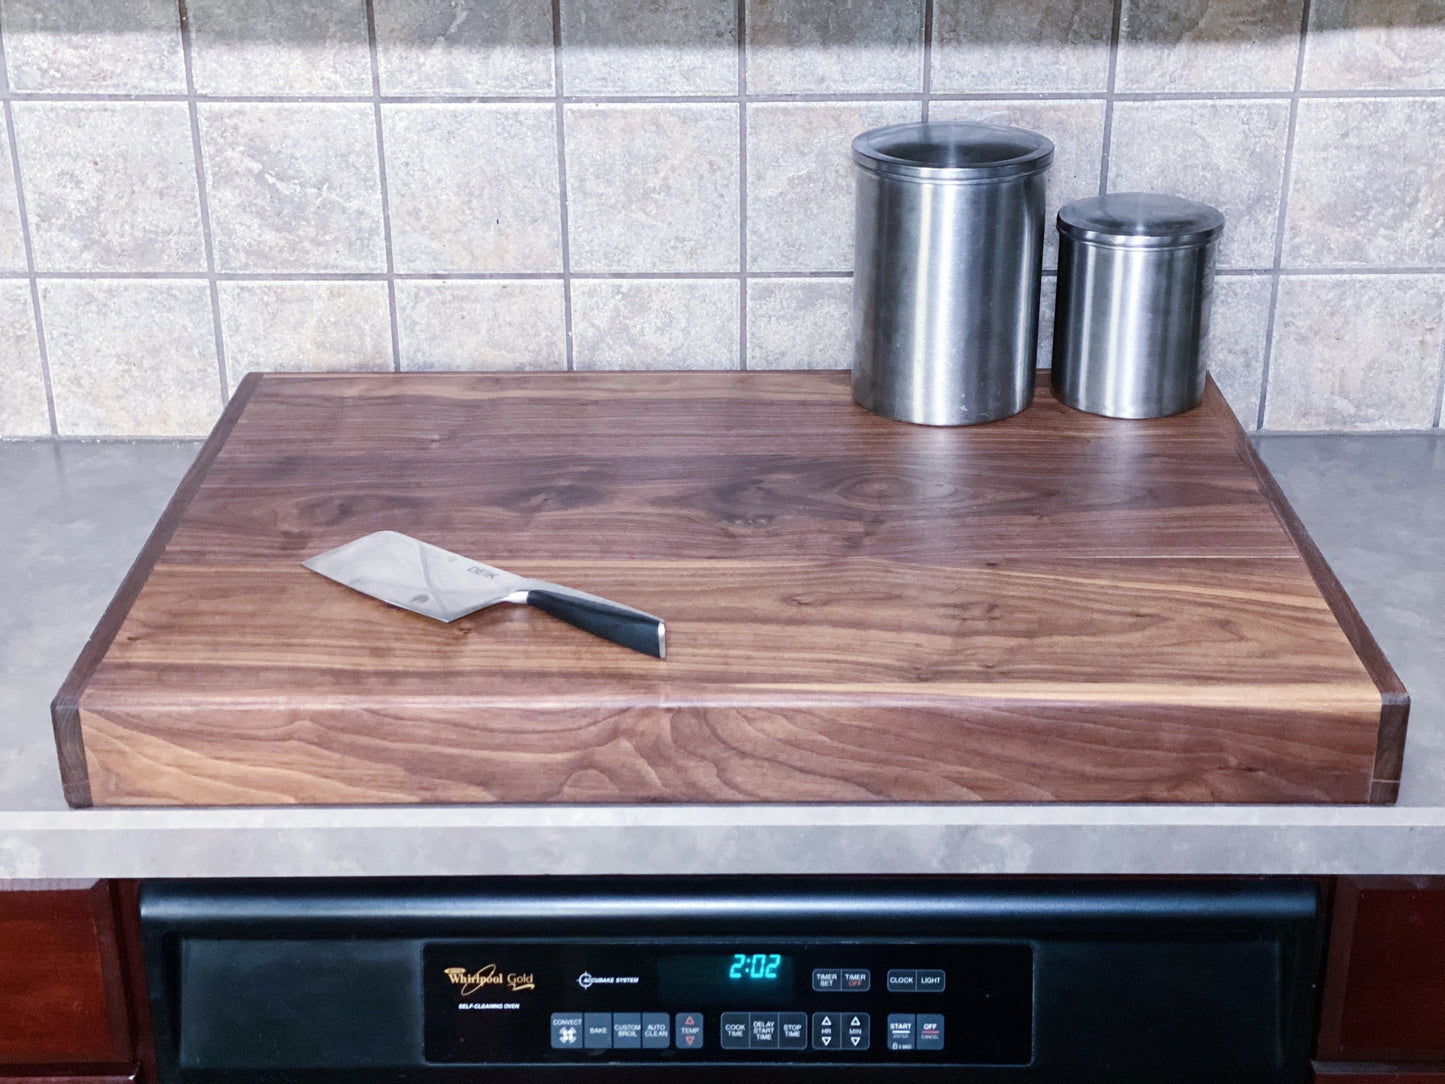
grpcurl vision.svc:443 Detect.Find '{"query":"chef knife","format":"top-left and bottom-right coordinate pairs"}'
top-left (302, 530), bottom-right (665, 659)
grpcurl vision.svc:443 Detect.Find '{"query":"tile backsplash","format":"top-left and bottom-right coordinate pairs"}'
top-left (1, 0), bottom-right (1443, 437)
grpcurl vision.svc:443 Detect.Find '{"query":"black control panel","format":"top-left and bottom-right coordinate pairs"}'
top-left (140, 877), bottom-right (1326, 1084)
top-left (423, 941), bottom-right (1032, 1064)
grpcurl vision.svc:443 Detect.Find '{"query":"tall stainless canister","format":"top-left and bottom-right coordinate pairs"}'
top-left (1052, 193), bottom-right (1225, 418)
top-left (851, 122), bottom-right (1053, 426)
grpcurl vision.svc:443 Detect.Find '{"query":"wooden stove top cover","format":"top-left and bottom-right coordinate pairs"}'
top-left (54, 371), bottom-right (1407, 807)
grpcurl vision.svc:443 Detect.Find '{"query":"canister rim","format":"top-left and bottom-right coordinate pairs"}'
top-left (1058, 192), bottom-right (1225, 248)
top-left (852, 121), bottom-right (1054, 181)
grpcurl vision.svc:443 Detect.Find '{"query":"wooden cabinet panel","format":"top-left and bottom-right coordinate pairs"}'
top-left (0, 883), bottom-right (130, 1065)
top-left (1314, 1071), bottom-right (1445, 1083)
top-left (1318, 878), bottom-right (1445, 1063)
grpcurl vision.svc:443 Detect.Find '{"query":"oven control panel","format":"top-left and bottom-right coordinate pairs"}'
top-left (422, 942), bottom-right (1032, 1065)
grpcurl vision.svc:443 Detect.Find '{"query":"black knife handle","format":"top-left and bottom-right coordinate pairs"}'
top-left (525, 588), bottom-right (666, 659)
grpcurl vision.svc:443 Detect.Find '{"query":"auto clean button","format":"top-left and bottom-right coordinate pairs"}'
top-left (642, 1013), bottom-right (671, 1049)
top-left (551, 1013), bottom-right (584, 1049)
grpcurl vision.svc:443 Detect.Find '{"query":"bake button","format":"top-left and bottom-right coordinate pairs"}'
top-left (841, 969), bottom-right (871, 992)
top-left (720, 1012), bottom-right (750, 1050)
top-left (642, 1013), bottom-right (671, 1049)
top-left (551, 1013), bottom-right (585, 1049)
top-left (612, 1013), bottom-right (642, 1049)
top-left (811, 1011), bottom-right (841, 1050)
top-left (917, 1014), bottom-right (945, 1051)
top-left (675, 1012), bottom-right (705, 1050)
top-left (812, 968), bottom-right (841, 992)
top-left (845, 1012), bottom-right (870, 1051)
top-left (887, 969), bottom-right (917, 992)
top-left (887, 1014), bottom-right (916, 1051)
top-left (917, 970), bottom-right (946, 993)
top-left (584, 1013), bottom-right (613, 1048)
top-left (779, 1013), bottom-right (808, 1049)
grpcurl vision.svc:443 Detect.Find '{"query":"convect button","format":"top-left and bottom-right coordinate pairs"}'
top-left (551, 1013), bottom-right (584, 1049)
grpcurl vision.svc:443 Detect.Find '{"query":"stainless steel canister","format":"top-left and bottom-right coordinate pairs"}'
top-left (851, 122), bottom-right (1053, 426)
top-left (1052, 193), bottom-right (1225, 419)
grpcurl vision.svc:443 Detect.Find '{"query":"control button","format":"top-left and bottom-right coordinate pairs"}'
top-left (917, 1014), bottom-right (944, 1051)
top-left (811, 1012), bottom-right (841, 1050)
top-left (676, 1012), bottom-right (704, 1050)
top-left (749, 1013), bottom-right (779, 1050)
top-left (841, 969), bottom-right (871, 992)
top-left (811, 968), bottom-right (842, 992)
top-left (720, 1013), bottom-right (750, 1050)
top-left (642, 1013), bottom-right (671, 1049)
top-left (887, 1014), bottom-right (916, 1051)
top-left (612, 1013), bottom-right (642, 1049)
top-left (584, 1014), bottom-right (612, 1049)
top-left (887, 969), bottom-right (918, 993)
top-left (779, 1013), bottom-right (808, 1050)
top-left (917, 970), bottom-right (946, 993)
top-left (844, 1013), bottom-right (870, 1051)
top-left (551, 1013), bottom-right (584, 1050)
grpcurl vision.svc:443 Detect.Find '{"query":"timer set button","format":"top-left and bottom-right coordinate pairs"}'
top-left (811, 968), bottom-right (841, 992)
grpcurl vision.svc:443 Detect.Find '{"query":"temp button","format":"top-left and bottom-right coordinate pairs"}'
top-left (675, 1012), bottom-right (704, 1050)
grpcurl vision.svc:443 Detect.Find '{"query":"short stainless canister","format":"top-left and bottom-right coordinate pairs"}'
top-left (851, 122), bottom-right (1053, 426)
top-left (1052, 193), bottom-right (1225, 419)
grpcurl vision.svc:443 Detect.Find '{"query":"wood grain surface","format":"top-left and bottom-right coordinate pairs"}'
top-left (54, 371), bottom-right (1403, 805)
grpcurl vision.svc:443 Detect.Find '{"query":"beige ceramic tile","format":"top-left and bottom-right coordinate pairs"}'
top-left (1264, 275), bottom-right (1445, 430)
top-left (187, 0), bottom-right (373, 95)
top-left (1204, 274), bottom-right (1272, 429)
top-left (1285, 98), bottom-right (1445, 268)
top-left (1, 0), bottom-right (185, 93)
top-left (200, 103), bottom-right (386, 273)
top-left (1305, 0), bottom-right (1445, 90)
top-left (1116, 0), bottom-right (1304, 92)
top-left (12, 102), bottom-right (204, 273)
top-left (931, 0), bottom-right (1114, 93)
top-left (41, 279), bottom-right (220, 437)
top-left (220, 281), bottom-right (393, 389)
top-left (373, 0), bottom-right (555, 95)
top-left (746, 0), bottom-right (924, 93)
top-left (396, 280), bottom-right (566, 370)
top-left (1108, 100), bottom-right (1290, 269)
top-left (746, 278), bottom-right (851, 370)
top-left (560, 0), bottom-right (737, 95)
top-left (1036, 274), bottom-right (1058, 369)
top-left (929, 100), bottom-right (1106, 271)
top-left (572, 279), bottom-right (738, 369)
top-left (383, 105), bottom-right (561, 273)
top-left (0, 117), bottom-right (25, 271)
top-left (0, 283), bottom-right (49, 437)
top-left (746, 101), bottom-right (918, 273)
top-left (565, 104), bottom-right (738, 273)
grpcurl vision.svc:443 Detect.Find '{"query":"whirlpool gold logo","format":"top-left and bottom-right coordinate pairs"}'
top-left (444, 964), bottom-right (536, 996)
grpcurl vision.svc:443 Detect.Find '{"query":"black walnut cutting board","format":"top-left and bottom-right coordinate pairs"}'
top-left (53, 371), bottom-right (1407, 806)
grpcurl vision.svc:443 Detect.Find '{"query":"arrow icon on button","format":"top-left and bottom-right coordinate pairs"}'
top-left (851, 1036), bottom-right (860, 1046)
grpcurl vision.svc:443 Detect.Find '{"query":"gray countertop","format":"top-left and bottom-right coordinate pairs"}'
top-left (2, 434), bottom-right (1442, 878)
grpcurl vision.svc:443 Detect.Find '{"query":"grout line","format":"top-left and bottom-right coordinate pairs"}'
top-left (176, 0), bottom-right (229, 408)
top-left (921, 0), bottom-right (934, 122)
top-left (0, 26), bottom-right (57, 436)
top-left (737, 0), bottom-right (747, 370)
top-left (550, 0), bottom-right (574, 371)
top-left (1256, 0), bottom-right (1312, 431)
top-left (10, 88), bottom-right (1445, 106)
top-left (363, 0), bottom-right (401, 373)
top-left (1434, 308), bottom-right (1445, 428)
top-left (1098, 0), bottom-right (1123, 196)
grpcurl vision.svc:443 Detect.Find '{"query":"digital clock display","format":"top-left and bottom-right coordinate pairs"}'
top-left (657, 952), bottom-right (797, 1006)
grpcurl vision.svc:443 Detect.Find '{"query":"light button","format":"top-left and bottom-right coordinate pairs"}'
top-left (917, 970), bottom-right (946, 993)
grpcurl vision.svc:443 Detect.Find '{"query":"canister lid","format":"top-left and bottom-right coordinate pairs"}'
top-left (1057, 192), bottom-right (1225, 248)
top-left (852, 122), bottom-right (1054, 181)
